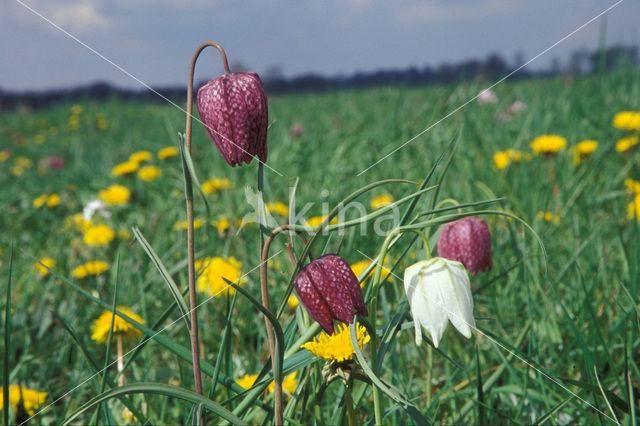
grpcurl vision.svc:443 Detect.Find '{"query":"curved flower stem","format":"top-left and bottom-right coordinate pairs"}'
top-left (184, 41), bottom-right (231, 401)
top-left (260, 225), bottom-right (311, 426)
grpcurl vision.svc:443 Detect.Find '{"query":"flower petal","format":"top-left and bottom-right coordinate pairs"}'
top-left (440, 259), bottom-right (475, 339)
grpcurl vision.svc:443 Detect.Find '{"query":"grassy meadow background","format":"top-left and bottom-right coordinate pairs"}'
top-left (1, 67), bottom-right (640, 424)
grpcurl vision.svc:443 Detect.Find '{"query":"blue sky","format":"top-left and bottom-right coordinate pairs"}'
top-left (2, 0), bottom-right (638, 91)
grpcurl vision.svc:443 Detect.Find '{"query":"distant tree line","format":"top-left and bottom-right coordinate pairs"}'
top-left (1, 44), bottom-right (637, 111)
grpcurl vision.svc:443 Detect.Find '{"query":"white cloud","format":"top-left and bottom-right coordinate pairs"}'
top-left (394, 0), bottom-right (522, 24)
top-left (48, 1), bottom-right (110, 33)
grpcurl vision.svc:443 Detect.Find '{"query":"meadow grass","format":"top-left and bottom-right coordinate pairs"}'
top-left (1, 68), bottom-right (639, 424)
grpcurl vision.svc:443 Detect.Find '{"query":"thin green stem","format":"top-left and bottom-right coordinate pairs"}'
top-left (345, 378), bottom-right (357, 426)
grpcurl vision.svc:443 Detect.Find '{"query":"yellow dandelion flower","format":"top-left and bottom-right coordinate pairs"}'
top-left (0, 385), bottom-right (48, 415)
top-left (72, 260), bottom-right (110, 279)
top-left (158, 146), bottom-right (179, 159)
top-left (71, 104), bottom-right (83, 115)
top-left (33, 134), bottom-right (45, 144)
top-left (202, 178), bottom-right (232, 194)
top-left (122, 407), bottom-right (137, 423)
top-left (195, 256), bottom-right (247, 297)
top-left (34, 257), bottom-right (56, 276)
top-left (235, 374), bottom-right (258, 390)
top-left (301, 323), bottom-right (370, 362)
top-left (15, 157), bottom-right (33, 168)
top-left (350, 257), bottom-right (392, 285)
top-left (46, 194), bottom-right (61, 208)
top-left (33, 194), bottom-right (49, 208)
top-left (612, 111), bottom-right (640, 131)
top-left (627, 195), bottom-right (640, 222)
top-left (306, 215), bottom-right (338, 227)
top-left (615, 136), bottom-right (639, 153)
top-left (235, 372), bottom-right (298, 397)
top-left (493, 151), bottom-right (510, 170)
top-left (536, 211), bottom-right (560, 224)
top-left (268, 372), bottom-right (298, 397)
top-left (112, 161), bottom-right (139, 177)
top-left (572, 140), bottom-right (598, 165)
top-left (530, 135), bottom-right (567, 155)
top-left (67, 116), bottom-right (80, 131)
top-left (213, 217), bottom-right (231, 235)
top-left (70, 213), bottom-right (91, 232)
top-left (99, 184), bottom-right (131, 205)
top-left (10, 166), bottom-right (25, 176)
top-left (0, 150), bottom-right (11, 162)
top-left (287, 295), bottom-right (299, 309)
top-left (173, 218), bottom-right (204, 231)
top-left (97, 118), bottom-right (109, 130)
top-left (624, 178), bottom-right (640, 195)
top-left (137, 165), bottom-right (162, 182)
top-left (370, 194), bottom-right (395, 210)
top-left (129, 150), bottom-right (152, 163)
top-left (84, 224), bottom-right (115, 246)
top-left (266, 201), bottom-right (289, 216)
top-left (91, 306), bottom-right (145, 343)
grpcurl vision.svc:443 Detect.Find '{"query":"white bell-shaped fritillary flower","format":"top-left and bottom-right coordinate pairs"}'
top-left (404, 257), bottom-right (475, 347)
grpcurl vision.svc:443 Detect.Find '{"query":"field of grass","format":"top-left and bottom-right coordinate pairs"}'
top-left (1, 68), bottom-right (640, 424)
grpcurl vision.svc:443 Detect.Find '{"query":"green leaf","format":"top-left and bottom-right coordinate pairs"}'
top-left (132, 227), bottom-right (190, 329)
top-left (55, 314), bottom-right (148, 424)
top-left (349, 319), bottom-right (430, 425)
top-left (532, 396), bottom-right (575, 425)
top-left (223, 279), bottom-right (284, 383)
top-left (62, 383), bottom-right (246, 425)
top-left (179, 133), bottom-right (210, 217)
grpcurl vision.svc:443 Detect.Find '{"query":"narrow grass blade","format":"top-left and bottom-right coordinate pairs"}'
top-left (62, 383), bottom-right (246, 425)
top-left (376, 307), bottom-right (408, 372)
top-left (533, 396), bottom-right (575, 425)
top-left (179, 133), bottom-right (210, 217)
top-left (475, 345), bottom-right (487, 425)
top-left (47, 264), bottom-right (265, 404)
top-left (224, 279), bottom-right (284, 382)
top-left (132, 227), bottom-right (189, 328)
top-left (276, 178), bottom-right (427, 318)
top-left (209, 292), bottom-right (237, 398)
top-left (56, 314), bottom-right (148, 424)
top-left (626, 351), bottom-right (636, 426)
top-left (96, 253), bottom-right (120, 424)
top-left (593, 365), bottom-right (621, 424)
top-left (349, 319), bottom-right (430, 425)
top-left (3, 243), bottom-right (13, 426)
top-left (399, 128), bottom-right (459, 227)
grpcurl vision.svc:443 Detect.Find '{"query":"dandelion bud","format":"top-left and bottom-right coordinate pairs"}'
top-left (437, 216), bottom-right (492, 275)
top-left (197, 71), bottom-right (268, 167)
top-left (294, 254), bottom-right (368, 334)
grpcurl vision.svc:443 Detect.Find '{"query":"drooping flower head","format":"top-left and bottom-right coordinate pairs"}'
top-left (404, 257), bottom-right (475, 348)
top-left (197, 71), bottom-right (268, 167)
top-left (294, 254), bottom-right (368, 334)
top-left (437, 216), bottom-right (492, 274)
